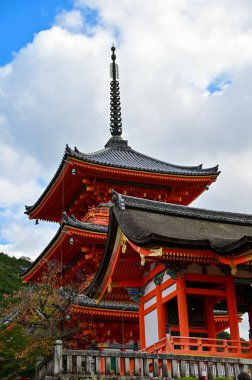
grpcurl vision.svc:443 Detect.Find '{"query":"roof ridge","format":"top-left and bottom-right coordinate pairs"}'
top-left (112, 191), bottom-right (252, 226)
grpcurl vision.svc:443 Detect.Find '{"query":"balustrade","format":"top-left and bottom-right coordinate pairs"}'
top-left (35, 340), bottom-right (252, 380)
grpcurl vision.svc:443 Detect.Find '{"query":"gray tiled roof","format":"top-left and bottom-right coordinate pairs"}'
top-left (112, 192), bottom-right (252, 225)
top-left (77, 294), bottom-right (138, 311)
top-left (25, 141), bottom-right (219, 215)
top-left (68, 141), bottom-right (219, 176)
top-left (62, 213), bottom-right (108, 233)
top-left (111, 192), bottom-right (252, 253)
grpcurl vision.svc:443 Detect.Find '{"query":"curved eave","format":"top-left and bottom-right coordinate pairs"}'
top-left (85, 210), bottom-right (119, 299)
top-left (25, 145), bottom-right (220, 220)
top-left (21, 222), bottom-right (107, 282)
top-left (72, 305), bottom-right (138, 318)
top-left (69, 145), bottom-right (220, 176)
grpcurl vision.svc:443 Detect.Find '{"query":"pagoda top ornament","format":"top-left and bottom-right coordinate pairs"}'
top-left (109, 45), bottom-right (122, 138)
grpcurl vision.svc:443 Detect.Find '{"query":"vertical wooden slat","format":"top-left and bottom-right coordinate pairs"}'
top-left (76, 356), bottom-right (82, 373)
top-left (124, 357), bottom-right (130, 376)
top-left (224, 362), bottom-right (231, 379)
top-left (95, 356), bottom-right (101, 376)
top-left (189, 360), bottom-right (195, 378)
top-left (180, 360), bottom-right (187, 377)
top-left (86, 356), bottom-right (92, 375)
top-left (162, 358), bottom-right (168, 378)
top-left (198, 360), bottom-right (204, 379)
top-left (143, 357), bottom-right (149, 376)
top-left (115, 356), bottom-right (121, 376)
top-left (216, 362), bottom-right (223, 377)
top-left (134, 357), bottom-right (140, 376)
top-left (234, 363), bottom-right (241, 379)
top-left (153, 358), bottom-right (159, 377)
top-left (66, 355), bottom-right (72, 373)
top-left (207, 361), bottom-right (214, 380)
top-left (105, 356), bottom-right (111, 375)
top-left (171, 359), bottom-right (178, 379)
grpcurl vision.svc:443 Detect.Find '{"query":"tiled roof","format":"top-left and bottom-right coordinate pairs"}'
top-left (111, 192), bottom-right (252, 253)
top-left (62, 213), bottom-right (108, 233)
top-left (25, 141), bottom-right (219, 216)
top-left (112, 192), bottom-right (252, 226)
top-left (77, 294), bottom-right (138, 311)
top-left (68, 140), bottom-right (219, 176)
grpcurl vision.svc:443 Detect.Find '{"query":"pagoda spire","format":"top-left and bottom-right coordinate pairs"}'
top-left (110, 46), bottom-right (122, 137)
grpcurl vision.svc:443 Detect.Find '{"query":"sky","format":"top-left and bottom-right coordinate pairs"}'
top-left (0, 0), bottom-right (251, 338)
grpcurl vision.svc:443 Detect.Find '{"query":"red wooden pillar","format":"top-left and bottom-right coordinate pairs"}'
top-left (205, 299), bottom-right (216, 338)
top-left (176, 273), bottom-right (189, 337)
top-left (226, 276), bottom-right (240, 341)
top-left (139, 297), bottom-right (146, 349)
top-left (248, 304), bottom-right (252, 339)
top-left (156, 284), bottom-right (166, 340)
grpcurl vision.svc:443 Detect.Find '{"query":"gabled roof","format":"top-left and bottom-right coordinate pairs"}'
top-left (111, 192), bottom-right (252, 253)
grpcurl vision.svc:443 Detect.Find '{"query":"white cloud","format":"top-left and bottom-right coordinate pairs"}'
top-left (55, 10), bottom-right (84, 33)
top-left (0, 0), bottom-right (251, 339)
top-left (0, 0), bottom-right (251, 266)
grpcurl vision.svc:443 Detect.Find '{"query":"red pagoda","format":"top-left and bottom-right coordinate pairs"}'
top-left (22, 47), bottom-right (252, 358)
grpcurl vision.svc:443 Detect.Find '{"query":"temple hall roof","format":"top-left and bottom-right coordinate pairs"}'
top-left (111, 192), bottom-right (252, 253)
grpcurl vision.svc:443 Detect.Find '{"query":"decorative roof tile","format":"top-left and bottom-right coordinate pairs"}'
top-left (77, 294), bottom-right (138, 311)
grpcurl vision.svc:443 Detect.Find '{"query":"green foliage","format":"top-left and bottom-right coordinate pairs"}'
top-left (213, 377), bottom-right (232, 380)
top-left (0, 252), bottom-right (31, 304)
top-left (179, 377), bottom-right (196, 380)
top-left (217, 331), bottom-right (231, 340)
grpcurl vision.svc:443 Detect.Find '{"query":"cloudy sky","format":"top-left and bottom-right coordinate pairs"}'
top-left (0, 0), bottom-right (251, 335)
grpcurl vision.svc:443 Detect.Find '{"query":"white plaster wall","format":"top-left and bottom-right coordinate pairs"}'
top-left (162, 271), bottom-right (171, 283)
top-left (144, 279), bottom-right (156, 295)
top-left (144, 296), bottom-right (156, 310)
top-left (162, 283), bottom-right (176, 299)
top-left (144, 309), bottom-right (159, 347)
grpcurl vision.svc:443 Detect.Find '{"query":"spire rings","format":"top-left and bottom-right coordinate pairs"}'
top-left (110, 79), bottom-right (122, 136)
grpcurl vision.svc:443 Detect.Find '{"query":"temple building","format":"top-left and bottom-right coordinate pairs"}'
top-left (22, 47), bottom-right (252, 358)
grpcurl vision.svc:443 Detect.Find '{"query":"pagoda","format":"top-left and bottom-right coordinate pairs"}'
top-left (23, 47), bottom-right (221, 349)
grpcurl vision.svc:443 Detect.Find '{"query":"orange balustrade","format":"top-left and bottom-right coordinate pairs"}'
top-left (144, 335), bottom-right (252, 358)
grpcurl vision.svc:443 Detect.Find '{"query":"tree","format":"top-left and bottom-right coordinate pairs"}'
top-left (0, 261), bottom-right (90, 379)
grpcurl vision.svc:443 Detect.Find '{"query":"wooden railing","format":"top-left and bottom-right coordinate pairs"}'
top-left (36, 340), bottom-right (252, 380)
top-left (145, 335), bottom-right (252, 358)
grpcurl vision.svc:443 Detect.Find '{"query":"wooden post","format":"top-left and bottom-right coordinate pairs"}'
top-left (139, 297), bottom-right (146, 349)
top-left (176, 274), bottom-right (189, 337)
top-left (248, 304), bottom-right (252, 339)
top-left (226, 276), bottom-right (240, 341)
top-left (205, 299), bottom-right (216, 339)
top-left (53, 340), bottom-right (63, 375)
top-left (156, 284), bottom-right (166, 340)
top-left (35, 356), bottom-right (44, 380)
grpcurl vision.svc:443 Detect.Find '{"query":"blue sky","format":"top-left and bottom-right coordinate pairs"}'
top-left (0, 0), bottom-right (73, 65)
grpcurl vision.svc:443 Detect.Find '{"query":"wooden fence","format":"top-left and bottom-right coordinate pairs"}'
top-left (36, 340), bottom-right (252, 380)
